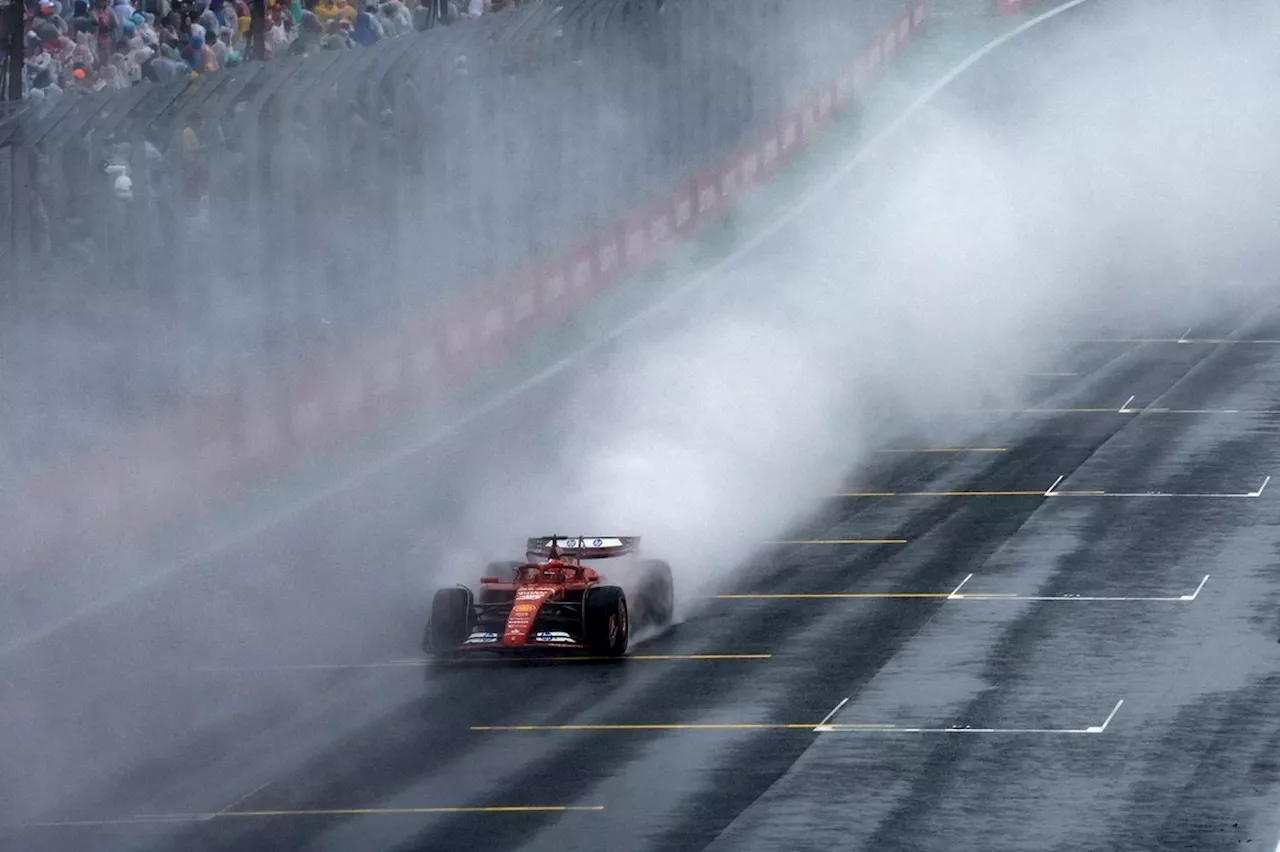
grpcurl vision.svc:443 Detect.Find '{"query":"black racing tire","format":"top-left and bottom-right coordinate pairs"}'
top-left (425, 587), bottom-right (474, 656)
top-left (635, 559), bottom-right (674, 628)
top-left (583, 585), bottom-right (629, 657)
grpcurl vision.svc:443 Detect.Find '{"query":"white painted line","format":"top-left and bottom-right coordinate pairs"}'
top-left (948, 573), bottom-right (974, 599)
top-left (955, 577), bottom-right (1206, 602)
top-left (1085, 699), bottom-right (1125, 733)
top-left (1119, 395), bottom-right (1136, 413)
top-left (1044, 475), bottom-right (1064, 497)
top-left (191, 661), bottom-right (431, 672)
top-left (213, 780), bottom-right (272, 817)
top-left (814, 697), bottom-right (850, 731)
top-left (954, 593), bottom-right (1194, 602)
top-left (28, 815), bottom-right (208, 827)
top-left (0, 0), bottom-right (1100, 660)
top-left (821, 698), bottom-right (1124, 735)
top-left (1180, 575), bottom-right (1210, 601)
top-left (1178, 327), bottom-right (1192, 343)
top-left (1100, 490), bottom-right (1258, 499)
top-left (1251, 476), bottom-right (1271, 498)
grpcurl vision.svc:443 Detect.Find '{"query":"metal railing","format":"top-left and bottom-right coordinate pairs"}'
top-left (0, 0), bottom-right (902, 481)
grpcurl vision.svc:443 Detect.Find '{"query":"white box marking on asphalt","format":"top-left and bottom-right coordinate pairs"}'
top-left (816, 699), bottom-right (1124, 735)
top-left (953, 575), bottom-right (1209, 603)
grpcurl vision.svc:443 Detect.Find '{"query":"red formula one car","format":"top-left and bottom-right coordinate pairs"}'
top-left (423, 536), bottom-right (674, 658)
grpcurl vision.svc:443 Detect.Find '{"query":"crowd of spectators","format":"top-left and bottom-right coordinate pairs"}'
top-left (15, 0), bottom-right (523, 101)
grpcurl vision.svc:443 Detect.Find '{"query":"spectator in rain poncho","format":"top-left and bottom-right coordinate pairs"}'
top-left (182, 27), bottom-right (219, 72)
top-left (143, 43), bottom-right (189, 81)
top-left (210, 27), bottom-right (238, 65)
top-left (352, 9), bottom-right (381, 45)
top-left (110, 0), bottom-right (133, 27)
top-left (268, 14), bottom-right (292, 53)
top-left (36, 0), bottom-right (71, 36)
top-left (198, 6), bottom-right (220, 36)
top-left (379, 0), bottom-right (411, 36)
top-left (67, 29), bottom-right (96, 66)
top-left (313, 0), bottom-right (339, 24)
top-left (131, 11), bottom-right (159, 48)
top-left (288, 10), bottom-right (324, 55)
top-left (320, 18), bottom-right (353, 49)
top-left (91, 0), bottom-right (121, 65)
top-left (109, 36), bottom-right (142, 86)
top-left (26, 67), bottom-right (65, 111)
top-left (69, 0), bottom-right (94, 35)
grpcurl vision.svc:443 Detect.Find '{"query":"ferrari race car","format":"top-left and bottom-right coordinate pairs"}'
top-left (423, 536), bottom-right (674, 658)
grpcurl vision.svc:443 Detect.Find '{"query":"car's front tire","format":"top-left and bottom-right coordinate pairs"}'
top-left (583, 585), bottom-right (629, 657)
top-left (425, 586), bottom-right (474, 656)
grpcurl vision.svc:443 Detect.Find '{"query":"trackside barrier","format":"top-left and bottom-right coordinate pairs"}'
top-left (4, 0), bottom-right (927, 565)
top-left (997, 0), bottom-right (1038, 15)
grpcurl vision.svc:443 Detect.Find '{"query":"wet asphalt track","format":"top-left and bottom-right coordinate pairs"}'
top-left (9, 6), bottom-right (1280, 852)
top-left (7, 308), bottom-right (1280, 852)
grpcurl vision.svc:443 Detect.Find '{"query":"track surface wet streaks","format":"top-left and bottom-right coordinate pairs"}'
top-left (7, 7), bottom-right (1280, 852)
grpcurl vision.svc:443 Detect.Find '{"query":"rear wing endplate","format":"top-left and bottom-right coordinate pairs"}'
top-left (526, 536), bottom-right (640, 560)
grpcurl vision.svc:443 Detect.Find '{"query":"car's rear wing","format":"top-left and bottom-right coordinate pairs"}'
top-left (526, 536), bottom-right (640, 560)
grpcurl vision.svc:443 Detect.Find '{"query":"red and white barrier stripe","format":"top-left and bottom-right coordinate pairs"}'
top-left (997, 0), bottom-right (1036, 16)
top-left (2, 2), bottom-right (928, 567)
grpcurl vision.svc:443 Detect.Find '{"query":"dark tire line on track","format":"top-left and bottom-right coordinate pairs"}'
top-left (385, 327), bottom-right (1251, 851)
top-left (109, 423), bottom-right (1103, 852)
top-left (36, 310), bottom-right (1246, 852)
top-left (11, 303), bottom-right (1269, 852)
top-left (827, 310), bottom-right (1280, 851)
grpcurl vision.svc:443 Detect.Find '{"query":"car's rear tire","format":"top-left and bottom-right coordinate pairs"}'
top-left (478, 587), bottom-right (515, 604)
top-left (478, 561), bottom-right (522, 604)
top-left (636, 559), bottom-right (674, 627)
top-left (583, 585), bottom-right (629, 657)
top-left (486, 560), bottom-right (523, 580)
top-left (425, 587), bottom-right (474, 656)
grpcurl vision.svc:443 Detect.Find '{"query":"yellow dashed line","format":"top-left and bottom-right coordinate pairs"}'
top-left (879, 448), bottom-right (1009, 453)
top-left (472, 723), bottom-right (822, 732)
top-left (835, 490), bottom-right (1106, 497)
top-left (716, 592), bottom-right (950, 600)
top-left (455, 654), bottom-right (771, 663)
top-left (219, 806), bottom-right (605, 817)
top-left (775, 539), bottom-right (908, 545)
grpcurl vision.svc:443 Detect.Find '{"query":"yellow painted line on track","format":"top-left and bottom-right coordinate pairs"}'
top-left (1077, 338), bottom-right (1280, 345)
top-left (716, 592), bottom-right (950, 600)
top-left (456, 654), bottom-right (772, 663)
top-left (836, 490), bottom-right (1105, 497)
top-left (27, 805), bottom-right (605, 827)
top-left (219, 806), bottom-right (604, 817)
top-left (879, 447), bottom-right (1009, 453)
top-left (991, 407), bottom-right (1276, 415)
top-left (992, 408), bottom-right (1133, 414)
top-left (472, 722), bottom-right (903, 732)
top-left (775, 539), bottom-right (907, 545)
top-left (473, 723), bottom-right (822, 731)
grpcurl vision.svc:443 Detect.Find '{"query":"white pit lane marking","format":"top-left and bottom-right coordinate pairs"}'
top-left (951, 575), bottom-right (1209, 603)
top-left (1045, 474), bottom-right (1272, 500)
top-left (816, 700), bottom-right (1124, 734)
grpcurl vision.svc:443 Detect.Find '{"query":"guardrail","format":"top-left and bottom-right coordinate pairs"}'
top-left (0, 0), bottom-right (925, 566)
